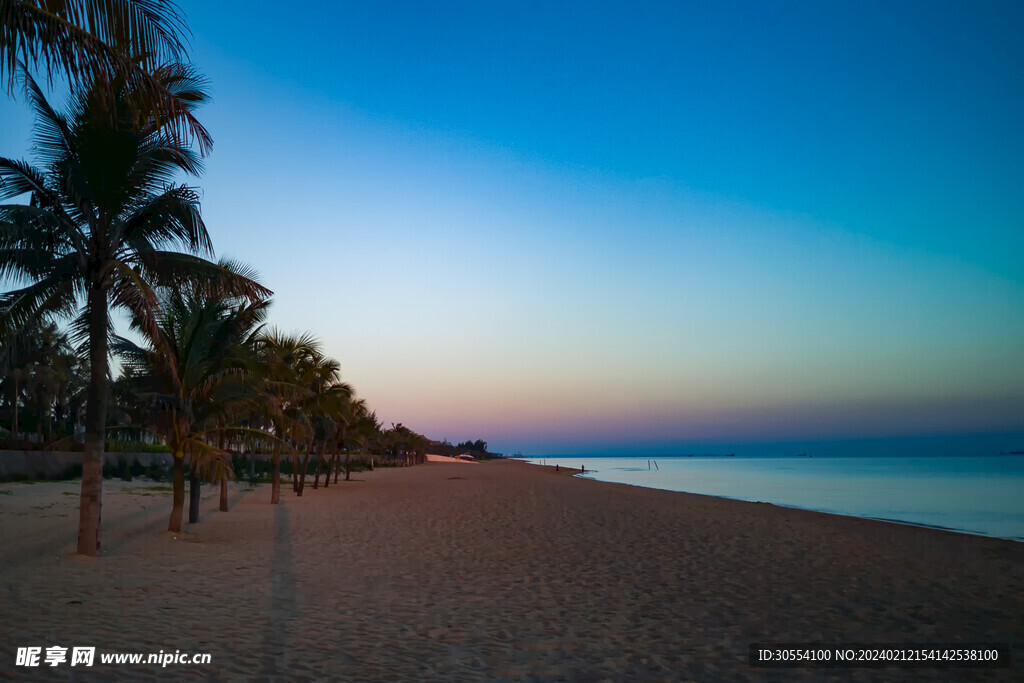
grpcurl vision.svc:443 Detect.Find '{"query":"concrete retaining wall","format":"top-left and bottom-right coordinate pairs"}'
top-left (0, 448), bottom-right (292, 481)
top-left (0, 450), bottom-right (374, 480)
top-left (0, 451), bottom-right (175, 480)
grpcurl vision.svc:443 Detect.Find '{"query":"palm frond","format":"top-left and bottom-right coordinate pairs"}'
top-left (1, 1), bottom-right (211, 154)
top-left (116, 183), bottom-right (208, 251)
top-left (0, 271), bottom-right (80, 338)
top-left (19, 67), bottom-right (76, 167)
top-left (0, 245), bottom-right (68, 281)
top-left (0, 156), bottom-right (51, 200)
top-left (139, 252), bottom-right (273, 302)
top-left (108, 257), bottom-right (177, 379)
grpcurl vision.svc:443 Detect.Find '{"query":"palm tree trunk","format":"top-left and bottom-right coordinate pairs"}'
top-left (217, 431), bottom-right (229, 511)
top-left (298, 441), bottom-right (311, 496)
top-left (271, 446), bottom-right (281, 504)
top-left (169, 453), bottom-right (185, 532)
top-left (317, 438), bottom-right (330, 488)
top-left (313, 450), bottom-right (323, 489)
top-left (77, 286), bottom-right (108, 556)
top-left (11, 373), bottom-right (19, 441)
top-left (291, 445), bottom-right (300, 492)
top-left (219, 471), bottom-right (228, 512)
top-left (322, 448), bottom-right (332, 489)
top-left (188, 457), bottom-right (201, 523)
top-left (324, 452), bottom-right (334, 488)
top-left (345, 451), bottom-right (352, 481)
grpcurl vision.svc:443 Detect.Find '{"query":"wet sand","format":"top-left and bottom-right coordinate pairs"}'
top-left (1, 460), bottom-right (1022, 680)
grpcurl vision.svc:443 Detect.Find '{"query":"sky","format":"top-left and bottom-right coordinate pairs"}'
top-left (1, 1), bottom-right (1022, 455)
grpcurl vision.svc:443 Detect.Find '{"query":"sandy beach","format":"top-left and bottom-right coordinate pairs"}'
top-left (1, 460), bottom-right (1022, 681)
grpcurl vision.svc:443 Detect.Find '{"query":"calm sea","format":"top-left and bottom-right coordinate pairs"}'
top-left (522, 455), bottom-right (1024, 541)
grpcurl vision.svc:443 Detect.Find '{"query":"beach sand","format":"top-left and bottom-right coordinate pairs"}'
top-left (1, 460), bottom-right (1021, 681)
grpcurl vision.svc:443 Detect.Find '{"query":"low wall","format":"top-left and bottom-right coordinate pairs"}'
top-left (0, 450), bottom-right (175, 480)
top-left (0, 450), bottom-right (377, 480)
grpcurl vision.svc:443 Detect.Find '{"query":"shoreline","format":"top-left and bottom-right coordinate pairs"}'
top-left (517, 455), bottom-right (1024, 543)
top-left (525, 458), bottom-right (1024, 543)
top-left (574, 470), bottom-right (1023, 543)
top-left (3, 460), bottom-right (1022, 680)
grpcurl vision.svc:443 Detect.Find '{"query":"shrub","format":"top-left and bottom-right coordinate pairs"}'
top-left (104, 440), bottom-right (171, 453)
top-left (130, 459), bottom-right (146, 478)
top-left (56, 463), bottom-right (82, 480)
top-left (144, 460), bottom-right (171, 482)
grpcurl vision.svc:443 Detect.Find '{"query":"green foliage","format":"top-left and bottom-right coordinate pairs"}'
top-left (457, 439), bottom-right (488, 453)
top-left (56, 462), bottom-right (82, 480)
top-left (342, 456), bottom-right (374, 473)
top-left (103, 456), bottom-right (130, 480)
top-left (431, 438), bottom-right (501, 459)
top-left (144, 460), bottom-right (171, 482)
top-left (104, 441), bottom-right (171, 453)
top-left (227, 452), bottom-right (307, 483)
top-left (232, 452), bottom-right (270, 482)
top-left (98, 456), bottom-right (170, 482)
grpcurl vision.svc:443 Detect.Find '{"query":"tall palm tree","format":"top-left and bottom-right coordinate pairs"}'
top-left (317, 394), bottom-right (363, 489)
top-left (1, 0), bottom-right (211, 153)
top-left (20, 319), bottom-right (74, 441)
top-left (255, 330), bottom-right (320, 504)
top-left (0, 316), bottom-right (73, 442)
top-left (296, 355), bottom-right (352, 495)
top-left (114, 272), bottom-right (271, 532)
top-left (335, 397), bottom-right (371, 483)
top-left (0, 68), bottom-right (248, 554)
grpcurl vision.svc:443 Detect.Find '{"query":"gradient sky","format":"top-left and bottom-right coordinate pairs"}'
top-left (2, 1), bottom-right (1022, 454)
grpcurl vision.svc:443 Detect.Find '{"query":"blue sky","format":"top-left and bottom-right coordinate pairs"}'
top-left (2, 1), bottom-right (1022, 454)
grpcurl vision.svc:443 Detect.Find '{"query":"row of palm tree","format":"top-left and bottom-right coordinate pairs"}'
top-left (0, 317), bottom-right (85, 444)
top-left (113, 277), bottom-right (407, 532)
top-left (1, 257), bottom-right (428, 536)
top-left (0, 1), bottom-right (435, 555)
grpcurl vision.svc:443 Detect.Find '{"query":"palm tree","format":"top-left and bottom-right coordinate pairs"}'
top-left (0, 316), bottom-right (74, 443)
top-left (255, 330), bottom-right (320, 504)
top-left (0, 68), bottom-right (247, 554)
top-left (318, 395), bottom-right (362, 489)
top-left (20, 320), bottom-right (74, 442)
top-left (0, 316), bottom-right (32, 441)
top-left (114, 272), bottom-right (271, 532)
top-left (1, 0), bottom-right (211, 153)
top-left (296, 355), bottom-right (352, 495)
top-left (336, 398), bottom-right (371, 482)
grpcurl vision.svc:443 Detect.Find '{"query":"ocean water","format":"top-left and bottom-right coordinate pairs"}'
top-left (522, 455), bottom-right (1024, 541)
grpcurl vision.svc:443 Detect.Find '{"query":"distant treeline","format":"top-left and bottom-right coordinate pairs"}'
top-left (432, 439), bottom-right (502, 460)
